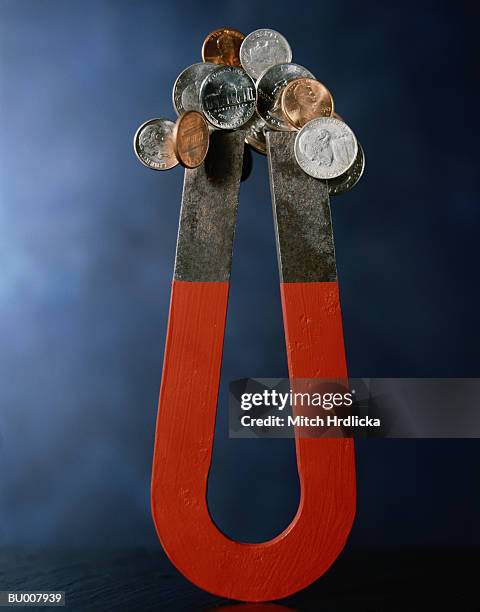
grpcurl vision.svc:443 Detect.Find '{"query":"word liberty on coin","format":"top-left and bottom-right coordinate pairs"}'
top-left (134, 25), bottom-right (364, 194)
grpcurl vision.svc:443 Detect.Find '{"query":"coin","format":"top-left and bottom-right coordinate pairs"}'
top-left (294, 117), bottom-right (358, 179)
top-left (202, 27), bottom-right (245, 66)
top-left (200, 65), bottom-right (256, 129)
top-left (244, 114), bottom-right (268, 155)
top-left (281, 78), bottom-right (334, 129)
top-left (328, 143), bottom-right (365, 196)
top-left (172, 62), bottom-right (217, 116)
top-left (133, 118), bottom-right (178, 171)
top-left (173, 111), bottom-right (210, 168)
top-left (240, 29), bottom-right (292, 81)
top-left (256, 63), bottom-right (314, 131)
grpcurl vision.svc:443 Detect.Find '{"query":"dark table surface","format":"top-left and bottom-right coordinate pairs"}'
top-left (1, 548), bottom-right (478, 611)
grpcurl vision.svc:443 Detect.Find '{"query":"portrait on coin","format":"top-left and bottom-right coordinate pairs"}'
top-left (216, 32), bottom-right (237, 65)
top-left (299, 129), bottom-right (334, 167)
top-left (294, 81), bottom-right (318, 108)
top-left (246, 40), bottom-right (285, 77)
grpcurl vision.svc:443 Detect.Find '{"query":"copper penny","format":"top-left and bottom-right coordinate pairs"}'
top-left (173, 111), bottom-right (209, 168)
top-left (281, 78), bottom-right (334, 129)
top-left (201, 27), bottom-right (245, 67)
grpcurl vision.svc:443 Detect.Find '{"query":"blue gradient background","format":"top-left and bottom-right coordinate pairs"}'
top-left (0, 0), bottom-right (478, 553)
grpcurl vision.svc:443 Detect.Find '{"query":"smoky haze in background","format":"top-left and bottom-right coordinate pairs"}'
top-left (0, 0), bottom-right (479, 550)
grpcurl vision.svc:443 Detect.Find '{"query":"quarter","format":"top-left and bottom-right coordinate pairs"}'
top-left (173, 111), bottom-right (210, 168)
top-left (256, 63), bottom-right (314, 131)
top-left (172, 62), bottom-right (218, 116)
top-left (294, 117), bottom-right (358, 179)
top-left (200, 65), bottom-right (256, 129)
top-left (240, 29), bottom-right (292, 81)
top-left (202, 27), bottom-right (245, 66)
top-left (281, 78), bottom-right (334, 129)
top-left (133, 118), bottom-right (178, 171)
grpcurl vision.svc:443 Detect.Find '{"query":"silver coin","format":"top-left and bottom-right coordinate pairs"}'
top-left (240, 29), bottom-right (292, 81)
top-left (328, 143), bottom-right (365, 196)
top-left (172, 62), bottom-right (217, 116)
top-left (256, 63), bottom-right (314, 131)
top-left (200, 65), bottom-right (256, 129)
top-left (294, 117), bottom-right (358, 180)
top-left (244, 114), bottom-right (268, 155)
top-left (133, 118), bottom-right (178, 171)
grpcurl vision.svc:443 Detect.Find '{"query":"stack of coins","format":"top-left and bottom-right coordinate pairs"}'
top-left (134, 27), bottom-right (364, 195)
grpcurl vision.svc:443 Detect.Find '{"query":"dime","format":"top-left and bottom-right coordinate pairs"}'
top-left (281, 78), bottom-right (334, 129)
top-left (244, 114), bottom-right (268, 155)
top-left (256, 63), bottom-right (314, 131)
top-left (172, 62), bottom-right (217, 116)
top-left (240, 29), bottom-right (292, 81)
top-left (294, 117), bottom-right (358, 180)
top-left (133, 118), bottom-right (178, 171)
top-left (173, 111), bottom-right (210, 168)
top-left (202, 27), bottom-right (245, 67)
top-left (200, 65), bottom-right (256, 129)
top-left (328, 143), bottom-right (365, 196)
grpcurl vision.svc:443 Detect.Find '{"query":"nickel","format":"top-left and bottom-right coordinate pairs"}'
top-left (200, 65), bottom-right (256, 129)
